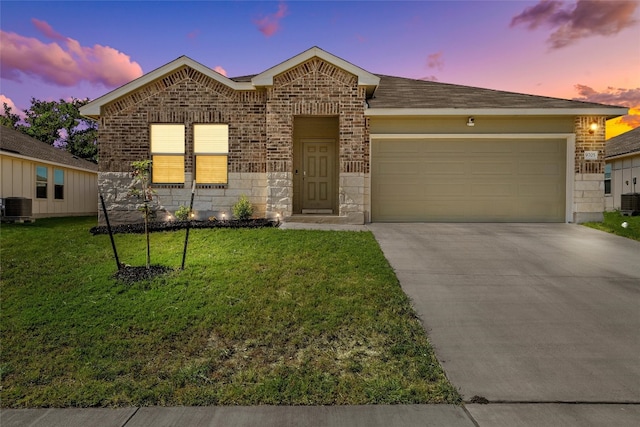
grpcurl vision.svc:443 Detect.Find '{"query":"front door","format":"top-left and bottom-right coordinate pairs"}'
top-left (302, 139), bottom-right (335, 213)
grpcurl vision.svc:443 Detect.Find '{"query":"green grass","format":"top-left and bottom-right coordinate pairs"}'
top-left (0, 217), bottom-right (460, 408)
top-left (583, 211), bottom-right (640, 241)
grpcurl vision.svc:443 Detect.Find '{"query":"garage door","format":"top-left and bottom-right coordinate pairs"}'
top-left (371, 138), bottom-right (566, 222)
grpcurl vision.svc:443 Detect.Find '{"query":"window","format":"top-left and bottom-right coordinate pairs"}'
top-left (194, 124), bottom-right (229, 184)
top-left (36, 166), bottom-right (48, 199)
top-left (604, 163), bottom-right (611, 195)
top-left (54, 169), bottom-right (64, 200)
top-left (150, 124), bottom-right (185, 184)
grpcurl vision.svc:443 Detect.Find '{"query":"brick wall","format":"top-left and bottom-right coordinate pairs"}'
top-left (573, 115), bottom-right (607, 222)
top-left (265, 58), bottom-right (368, 219)
top-left (100, 65), bottom-right (266, 174)
top-left (97, 60), bottom-right (369, 224)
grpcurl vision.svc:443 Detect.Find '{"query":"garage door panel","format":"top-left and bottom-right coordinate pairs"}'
top-left (519, 140), bottom-right (562, 153)
top-left (377, 161), bottom-right (421, 174)
top-left (471, 182), bottom-right (516, 196)
top-left (470, 141), bottom-right (514, 153)
top-left (519, 182), bottom-right (563, 197)
top-left (372, 138), bottom-right (566, 222)
top-left (471, 162), bottom-right (515, 175)
top-left (519, 161), bottom-right (562, 175)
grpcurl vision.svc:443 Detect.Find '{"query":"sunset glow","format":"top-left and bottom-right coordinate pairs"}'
top-left (1, 1), bottom-right (638, 138)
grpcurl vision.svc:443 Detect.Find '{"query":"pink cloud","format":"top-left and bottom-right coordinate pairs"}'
top-left (0, 94), bottom-right (25, 118)
top-left (213, 66), bottom-right (227, 77)
top-left (573, 84), bottom-right (640, 107)
top-left (0, 20), bottom-right (143, 88)
top-left (31, 18), bottom-right (66, 41)
top-left (254, 2), bottom-right (288, 37)
top-left (511, 0), bottom-right (638, 49)
top-left (574, 84), bottom-right (640, 131)
top-left (187, 29), bottom-right (200, 40)
top-left (426, 51), bottom-right (444, 71)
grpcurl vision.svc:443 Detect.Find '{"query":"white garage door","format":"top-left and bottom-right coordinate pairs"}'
top-left (371, 138), bottom-right (566, 222)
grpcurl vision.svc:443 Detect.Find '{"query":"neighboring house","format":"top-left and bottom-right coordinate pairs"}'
top-left (0, 126), bottom-right (98, 219)
top-left (605, 126), bottom-right (640, 211)
top-left (80, 46), bottom-right (627, 225)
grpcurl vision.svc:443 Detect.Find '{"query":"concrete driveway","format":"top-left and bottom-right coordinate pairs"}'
top-left (369, 223), bottom-right (640, 404)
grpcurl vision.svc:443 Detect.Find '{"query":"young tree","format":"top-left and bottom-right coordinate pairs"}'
top-left (0, 103), bottom-right (21, 129)
top-left (129, 160), bottom-right (156, 269)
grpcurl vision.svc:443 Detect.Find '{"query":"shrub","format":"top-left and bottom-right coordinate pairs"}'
top-left (175, 205), bottom-right (191, 221)
top-left (232, 195), bottom-right (254, 220)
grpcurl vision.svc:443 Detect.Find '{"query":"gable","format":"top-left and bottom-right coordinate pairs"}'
top-left (252, 46), bottom-right (379, 91)
top-left (102, 66), bottom-right (247, 117)
top-left (272, 58), bottom-right (358, 89)
top-left (80, 56), bottom-right (253, 118)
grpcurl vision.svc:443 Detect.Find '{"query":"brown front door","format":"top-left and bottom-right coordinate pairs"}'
top-left (302, 139), bottom-right (335, 213)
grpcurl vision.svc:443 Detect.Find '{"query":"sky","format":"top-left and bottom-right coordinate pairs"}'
top-left (1, 0), bottom-right (639, 139)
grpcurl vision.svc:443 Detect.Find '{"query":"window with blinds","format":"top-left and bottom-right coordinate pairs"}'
top-left (194, 124), bottom-right (229, 184)
top-left (150, 124), bottom-right (185, 184)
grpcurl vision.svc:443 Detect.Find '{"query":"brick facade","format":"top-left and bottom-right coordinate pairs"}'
top-left (88, 49), bottom-right (619, 225)
top-left (96, 59), bottom-right (369, 224)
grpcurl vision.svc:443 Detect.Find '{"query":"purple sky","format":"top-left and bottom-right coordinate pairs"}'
top-left (1, 0), bottom-right (639, 138)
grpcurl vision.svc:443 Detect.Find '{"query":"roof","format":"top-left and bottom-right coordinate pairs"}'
top-left (80, 47), bottom-right (628, 120)
top-left (0, 126), bottom-right (98, 172)
top-left (365, 75), bottom-right (627, 117)
top-left (606, 126), bottom-right (640, 159)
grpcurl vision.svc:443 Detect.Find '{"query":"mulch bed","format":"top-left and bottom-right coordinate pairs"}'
top-left (113, 265), bottom-right (174, 284)
top-left (90, 218), bottom-right (278, 235)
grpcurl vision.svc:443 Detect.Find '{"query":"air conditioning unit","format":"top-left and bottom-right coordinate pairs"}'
top-left (620, 193), bottom-right (640, 216)
top-left (2, 197), bottom-right (33, 221)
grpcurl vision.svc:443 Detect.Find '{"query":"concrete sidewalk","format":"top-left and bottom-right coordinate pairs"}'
top-left (1, 405), bottom-right (474, 427)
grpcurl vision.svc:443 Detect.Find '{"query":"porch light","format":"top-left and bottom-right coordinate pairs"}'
top-left (589, 122), bottom-right (599, 134)
top-left (221, 212), bottom-right (226, 220)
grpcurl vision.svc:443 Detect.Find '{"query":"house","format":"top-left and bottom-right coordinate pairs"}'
top-left (80, 46), bottom-right (627, 225)
top-left (605, 126), bottom-right (640, 211)
top-left (0, 126), bottom-right (98, 219)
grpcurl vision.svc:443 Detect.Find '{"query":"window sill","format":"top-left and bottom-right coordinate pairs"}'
top-left (152, 184), bottom-right (185, 189)
top-left (197, 184), bottom-right (228, 189)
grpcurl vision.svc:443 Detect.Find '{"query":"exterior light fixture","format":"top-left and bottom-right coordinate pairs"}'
top-left (221, 212), bottom-right (226, 220)
top-left (589, 122), bottom-right (599, 134)
top-left (466, 117), bottom-right (475, 127)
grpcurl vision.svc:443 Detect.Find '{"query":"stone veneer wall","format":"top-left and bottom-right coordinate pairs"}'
top-left (98, 172), bottom-right (266, 225)
top-left (573, 116), bottom-right (607, 223)
top-left (265, 58), bottom-right (368, 222)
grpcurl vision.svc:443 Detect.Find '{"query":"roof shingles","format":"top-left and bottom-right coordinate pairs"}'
top-left (367, 75), bottom-right (624, 110)
top-left (606, 126), bottom-right (640, 158)
top-left (0, 127), bottom-right (98, 171)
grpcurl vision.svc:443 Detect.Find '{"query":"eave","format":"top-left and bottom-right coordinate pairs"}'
top-left (79, 56), bottom-right (254, 119)
top-left (364, 107), bottom-right (629, 118)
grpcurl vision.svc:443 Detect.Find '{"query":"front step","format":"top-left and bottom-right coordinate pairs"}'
top-left (284, 215), bottom-right (350, 224)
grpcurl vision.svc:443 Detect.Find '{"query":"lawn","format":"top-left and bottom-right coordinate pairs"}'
top-left (0, 217), bottom-right (460, 408)
top-left (583, 211), bottom-right (640, 241)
